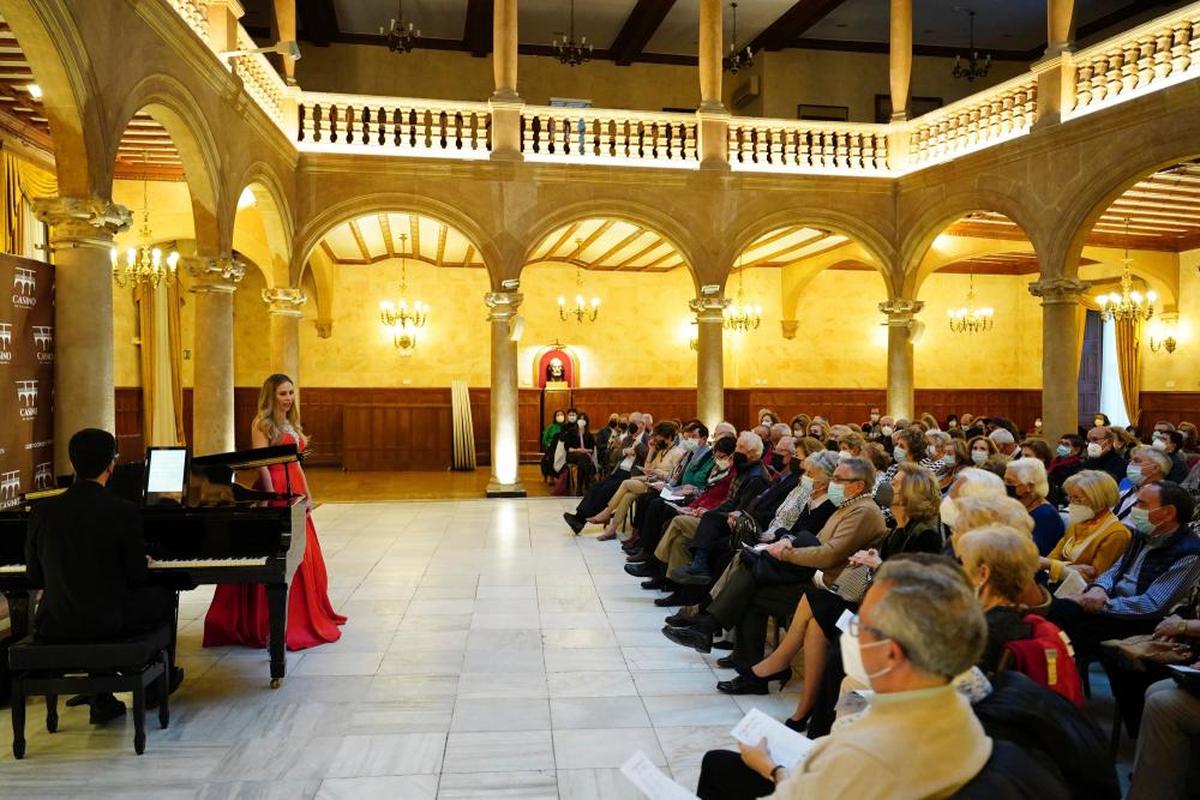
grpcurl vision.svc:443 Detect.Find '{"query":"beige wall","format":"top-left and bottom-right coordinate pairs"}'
top-left (296, 43), bottom-right (1028, 120)
top-left (1143, 248), bottom-right (1200, 391)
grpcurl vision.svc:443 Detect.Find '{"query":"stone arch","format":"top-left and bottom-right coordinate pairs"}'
top-left (108, 74), bottom-right (226, 256)
top-left (0, 0), bottom-right (107, 196)
top-left (230, 161), bottom-right (295, 290)
top-left (517, 199), bottom-right (703, 291)
top-left (291, 191), bottom-right (500, 288)
top-left (900, 189), bottom-right (1043, 298)
top-left (1058, 151), bottom-right (1200, 288)
top-left (722, 207), bottom-right (897, 299)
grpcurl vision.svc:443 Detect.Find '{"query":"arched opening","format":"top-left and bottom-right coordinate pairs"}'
top-left (1068, 158), bottom-right (1200, 430)
top-left (908, 210), bottom-right (1044, 429)
top-left (722, 223), bottom-right (890, 424)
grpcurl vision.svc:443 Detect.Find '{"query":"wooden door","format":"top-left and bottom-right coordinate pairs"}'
top-left (1077, 310), bottom-right (1102, 432)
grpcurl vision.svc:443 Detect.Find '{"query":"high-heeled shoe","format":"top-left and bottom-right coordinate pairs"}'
top-left (783, 713), bottom-right (811, 733)
top-left (716, 667), bottom-right (791, 695)
top-left (586, 511), bottom-right (613, 525)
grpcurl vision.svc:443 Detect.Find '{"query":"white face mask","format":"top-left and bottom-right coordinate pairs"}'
top-left (971, 450), bottom-right (988, 465)
top-left (840, 623), bottom-right (893, 689)
top-left (680, 437), bottom-right (698, 453)
top-left (940, 496), bottom-right (958, 528)
top-left (881, 426), bottom-right (895, 437)
top-left (1086, 442), bottom-right (1103, 459)
top-left (1152, 438), bottom-right (1168, 452)
top-left (1067, 503), bottom-right (1095, 527)
top-left (800, 475), bottom-right (815, 494)
top-left (838, 450), bottom-right (853, 461)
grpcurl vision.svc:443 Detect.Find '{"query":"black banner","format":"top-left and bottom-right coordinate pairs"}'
top-left (0, 253), bottom-right (54, 508)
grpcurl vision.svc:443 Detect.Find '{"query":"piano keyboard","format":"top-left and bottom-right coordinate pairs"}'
top-left (0, 563), bottom-right (25, 573)
top-left (149, 557), bottom-right (269, 569)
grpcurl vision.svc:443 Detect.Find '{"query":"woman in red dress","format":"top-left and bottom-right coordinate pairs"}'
top-left (203, 373), bottom-right (347, 650)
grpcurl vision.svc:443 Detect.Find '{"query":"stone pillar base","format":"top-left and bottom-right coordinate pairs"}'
top-left (486, 478), bottom-right (528, 498)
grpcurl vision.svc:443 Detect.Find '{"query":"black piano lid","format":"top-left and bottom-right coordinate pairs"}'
top-left (192, 443), bottom-right (300, 472)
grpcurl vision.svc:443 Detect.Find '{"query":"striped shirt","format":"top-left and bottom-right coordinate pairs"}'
top-left (1096, 535), bottom-right (1200, 618)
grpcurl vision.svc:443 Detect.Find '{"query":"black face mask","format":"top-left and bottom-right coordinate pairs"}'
top-left (788, 459), bottom-right (803, 475)
top-left (609, 420), bottom-right (618, 429)
top-left (733, 452), bottom-right (750, 469)
top-left (770, 453), bottom-right (785, 471)
top-left (1005, 485), bottom-right (1019, 499)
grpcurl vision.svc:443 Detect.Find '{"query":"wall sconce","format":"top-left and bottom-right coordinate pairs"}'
top-left (1149, 332), bottom-right (1177, 354)
top-left (391, 329), bottom-right (418, 356)
top-left (1149, 316), bottom-right (1180, 355)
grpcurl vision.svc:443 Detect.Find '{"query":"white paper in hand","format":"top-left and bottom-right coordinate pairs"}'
top-left (1054, 567), bottom-right (1089, 598)
top-left (620, 751), bottom-right (699, 800)
top-left (660, 487), bottom-right (687, 503)
top-left (730, 708), bottom-right (815, 770)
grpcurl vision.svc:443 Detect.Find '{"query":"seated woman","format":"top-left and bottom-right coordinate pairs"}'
top-left (587, 421), bottom-right (682, 539)
top-left (1004, 457), bottom-right (1064, 556)
top-left (539, 409), bottom-right (566, 479)
top-left (726, 462), bottom-right (944, 728)
top-left (1048, 433), bottom-right (1085, 506)
top-left (957, 524), bottom-right (1041, 673)
top-left (559, 412), bottom-right (596, 492)
top-left (1042, 469), bottom-right (1130, 585)
top-left (1019, 438), bottom-right (1053, 472)
top-left (968, 434), bottom-right (999, 466)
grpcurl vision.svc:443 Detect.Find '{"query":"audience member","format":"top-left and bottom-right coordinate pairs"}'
top-left (1152, 429), bottom-right (1190, 482)
top-left (1117, 445), bottom-right (1172, 529)
top-left (1042, 470), bottom-right (1130, 584)
top-left (1048, 433), bottom-right (1085, 506)
top-left (1004, 457), bottom-right (1064, 555)
top-left (1126, 673), bottom-right (1200, 800)
top-left (989, 428), bottom-right (1017, 459)
top-left (967, 435), bottom-right (998, 466)
top-left (1019, 438), bottom-right (1052, 470)
top-left (1083, 425), bottom-right (1127, 481)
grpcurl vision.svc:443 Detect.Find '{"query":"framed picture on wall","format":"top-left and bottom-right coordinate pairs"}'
top-left (797, 103), bottom-right (850, 122)
top-left (874, 94), bottom-right (943, 123)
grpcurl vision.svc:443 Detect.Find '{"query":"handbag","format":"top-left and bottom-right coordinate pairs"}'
top-left (827, 563), bottom-right (874, 603)
top-left (552, 440), bottom-right (567, 473)
top-left (550, 469), bottom-right (571, 496)
top-left (732, 514), bottom-right (762, 548)
top-left (1102, 633), bottom-right (1194, 669)
top-left (744, 546), bottom-right (815, 587)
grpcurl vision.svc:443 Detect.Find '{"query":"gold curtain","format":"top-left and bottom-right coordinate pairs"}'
top-left (134, 280), bottom-right (186, 446)
top-left (1, 151), bottom-right (58, 256)
top-left (1115, 317), bottom-right (1141, 427)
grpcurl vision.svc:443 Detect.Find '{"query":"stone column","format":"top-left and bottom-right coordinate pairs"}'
top-left (187, 256), bottom-right (245, 455)
top-left (206, 0), bottom-right (246, 52)
top-left (1047, 0), bottom-right (1076, 56)
top-left (1030, 277), bottom-right (1089, 442)
top-left (886, 0), bottom-right (912, 169)
top-left (880, 299), bottom-right (923, 420)
top-left (691, 295), bottom-right (728, 432)
top-left (34, 197), bottom-right (131, 473)
top-left (1034, 0), bottom-right (1078, 127)
top-left (263, 287), bottom-right (306, 382)
top-left (485, 291), bottom-right (525, 497)
top-left (273, 0), bottom-right (297, 84)
top-left (696, 0), bottom-right (729, 170)
top-left (489, 0), bottom-right (523, 161)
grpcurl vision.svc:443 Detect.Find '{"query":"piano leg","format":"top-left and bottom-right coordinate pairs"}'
top-left (167, 591), bottom-right (180, 672)
top-left (4, 591), bottom-right (31, 641)
top-left (265, 582), bottom-right (288, 688)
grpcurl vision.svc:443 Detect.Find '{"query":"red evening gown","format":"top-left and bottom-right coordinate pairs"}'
top-left (202, 432), bottom-right (347, 651)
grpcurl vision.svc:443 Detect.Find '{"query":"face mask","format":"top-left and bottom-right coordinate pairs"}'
top-left (827, 482), bottom-right (847, 507)
top-left (1094, 420), bottom-right (1105, 429)
top-left (971, 450), bottom-right (988, 465)
top-left (761, 418), bottom-right (773, 427)
top-left (893, 446), bottom-right (906, 462)
top-left (567, 415), bottom-right (577, 423)
top-left (789, 459), bottom-right (803, 476)
top-left (809, 429), bottom-right (822, 438)
top-left (948, 421), bottom-right (958, 429)
top-left (1005, 484), bottom-right (1019, 499)
top-left (1086, 442), bottom-right (1103, 459)
top-left (1056, 444), bottom-right (1070, 458)
top-left (1035, 420), bottom-right (1042, 429)
top-left (554, 416), bottom-right (565, 424)
top-left (793, 428), bottom-right (805, 438)
top-left (940, 455), bottom-right (956, 469)
top-left (1127, 464), bottom-right (1144, 485)
top-left (870, 414), bottom-right (880, 423)
top-left (837, 450), bottom-right (852, 462)
top-left (609, 420), bottom-right (618, 429)
top-left (714, 458), bottom-right (731, 471)
top-left (577, 420), bottom-right (587, 429)
top-left (940, 496), bottom-right (958, 528)
top-left (732, 452), bottom-right (749, 469)
top-left (800, 475), bottom-right (814, 494)
top-left (680, 438), bottom-right (698, 453)
top-left (1067, 503), bottom-right (1095, 526)
top-left (770, 453), bottom-right (784, 471)
top-left (839, 624), bottom-right (892, 689)
top-left (881, 426), bottom-right (894, 437)
top-left (1129, 506), bottom-right (1156, 535)
top-left (1152, 438), bottom-right (1168, 452)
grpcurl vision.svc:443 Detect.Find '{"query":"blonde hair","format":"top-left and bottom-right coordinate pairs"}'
top-left (894, 462), bottom-right (941, 523)
top-left (957, 524), bottom-right (1040, 603)
top-left (950, 495), bottom-right (1034, 552)
top-left (1063, 469), bottom-right (1120, 513)
top-left (967, 435), bottom-right (998, 456)
top-left (253, 373), bottom-right (303, 443)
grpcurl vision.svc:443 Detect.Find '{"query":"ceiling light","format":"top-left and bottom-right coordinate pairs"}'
top-left (25, 84), bottom-right (42, 100)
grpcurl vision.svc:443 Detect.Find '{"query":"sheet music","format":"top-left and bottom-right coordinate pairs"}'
top-left (660, 486), bottom-right (688, 502)
top-left (1054, 567), bottom-right (1089, 598)
top-left (620, 751), bottom-right (699, 800)
top-left (730, 708), bottom-right (815, 770)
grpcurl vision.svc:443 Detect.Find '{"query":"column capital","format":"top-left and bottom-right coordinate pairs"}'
top-left (1029, 277), bottom-right (1090, 305)
top-left (263, 286), bottom-right (307, 316)
top-left (879, 298), bottom-right (924, 325)
top-left (690, 295), bottom-right (729, 323)
top-left (34, 196), bottom-right (131, 244)
top-left (485, 291), bottom-right (523, 321)
top-left (780, 320), bottom-right (799, 340)
top-left (186, 255), bottom-right (245, 292)
top-left (488, 92), bottom-right (523, 109)
top-left (314, 319), bottom-right (333, 339)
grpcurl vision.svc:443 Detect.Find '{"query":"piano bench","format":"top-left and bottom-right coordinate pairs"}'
top-left (8, 624), bottom-right (172, 758)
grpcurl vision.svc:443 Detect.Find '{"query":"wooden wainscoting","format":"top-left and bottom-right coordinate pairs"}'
top-left (114, 387), bottom-right (145, 462)
top-left (1139, 392), bottom-right (1200, 425)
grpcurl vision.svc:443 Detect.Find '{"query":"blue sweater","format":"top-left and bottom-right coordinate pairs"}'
top-left (1030, 502), bottom-right (1066, 556)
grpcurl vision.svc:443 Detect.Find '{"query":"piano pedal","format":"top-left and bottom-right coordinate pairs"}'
top-left (270, 678), bottom-right (282, 689)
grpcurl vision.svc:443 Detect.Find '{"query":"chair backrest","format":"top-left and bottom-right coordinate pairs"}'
top-left (1001, 614), bottom-right (1085, 708)
top-left (949, 739), bottom-right (1071, 800)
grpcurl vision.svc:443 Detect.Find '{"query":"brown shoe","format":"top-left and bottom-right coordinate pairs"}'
top-left (596, 528), bottom-right (618, 541)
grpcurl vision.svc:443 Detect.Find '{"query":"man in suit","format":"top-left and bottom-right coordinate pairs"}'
top-left (26, 428), bottom-right (179, 723)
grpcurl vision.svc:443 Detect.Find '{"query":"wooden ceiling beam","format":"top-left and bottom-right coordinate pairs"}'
top-left (463, 0), bottom-right (494, 58)
top-left (347, 219), bottom-right (370, 260)
top-left (750, 0), bottom-right (853, 53)
top-left (435, 224), bottom-right (448, 266)
top-left (544, 221), bottom-right (582, 260)
top-left (378, 213), bottom-right (394, 257)
top-left (609, 0), bottom-right (676, 66)
top-left (568, 220), bottom-right (616, 262)
top-left (592, 228), bottom-right (648, 265)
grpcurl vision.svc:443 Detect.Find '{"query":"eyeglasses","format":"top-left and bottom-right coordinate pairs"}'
top-left (830, 475), bottom-right (862, 484)
top-left (847, 614), bottom-right (888, 640)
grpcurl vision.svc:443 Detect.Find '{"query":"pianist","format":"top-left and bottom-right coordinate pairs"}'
top-left (25, 428), bottom-right (180, 724)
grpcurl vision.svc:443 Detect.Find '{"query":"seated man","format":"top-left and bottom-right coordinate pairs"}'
top-left (25, 428), bottom-right (180, 724)
top-left (1083, 425), bottom-right (1128, 482)
top-left (1116, 445), bottom-right (1172, 527)
top-left (1127, 674), bottom-right (1200, 800)
top-left (1152, 429), bottom-right (1189, 483)
top-left (1048, 480), bottom-right (1200, 660)
top-left (695, 558), bottom-right (998, 800)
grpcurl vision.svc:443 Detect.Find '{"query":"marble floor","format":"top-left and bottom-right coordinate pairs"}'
top-left (0, 497), bottom-right (800, 799)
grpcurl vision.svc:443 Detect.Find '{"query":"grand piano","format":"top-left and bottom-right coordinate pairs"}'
top-left (0, 444), bottom-right (306, 688)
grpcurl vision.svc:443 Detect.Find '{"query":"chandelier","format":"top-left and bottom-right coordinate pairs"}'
top-left (380, 0), bottom-right (419, 54)
top-left (379, 233), bottom-right (429, 354)
top-left (724, 265), bottom-right (761, 332)
top-left (948, 273), bottom-right (994, 333)
top-left (724, 2), bottom-right (754, 74)
top-left (1099, 218), bottom-right (1156, 323)
top-left (553, 0), bottom-right (592, 67)
top-left (952, 9), bottom-right (991, 82)
top-left (558, 257), bottom-right (600, 322)
top-left (110, 179), bottom-right (179, 288)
